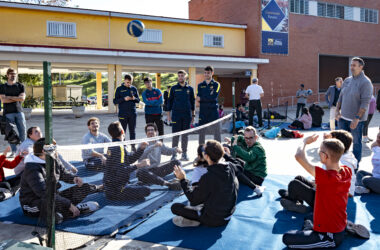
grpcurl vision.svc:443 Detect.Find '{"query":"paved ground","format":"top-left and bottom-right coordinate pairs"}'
top-left (0, 105), bottom-right (378, 249)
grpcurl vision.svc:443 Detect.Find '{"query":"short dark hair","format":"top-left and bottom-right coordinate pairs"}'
top-left (27, 127), bottom-right (38, 139)
top-left (124, 74), bottom-right (133, 81)
top-left (335, 77), bottom-right (343, 82)
top-left (330, 130), bottom-right (353, 154)
top-left (352, 57), bottom-right (365, 67)
top-left (322, 139), bottom-right (345, 162)
top-left (145, 123), bottom-right (158, 133)
top-left (6, 68), bottom-right (16, 75)
top-left (108, 121), bottom-right (123, 139)
top-left (204, 140), bottom-right (224, 163)
top-left (34, 138), bottom-right (45, 156)
top-left (300, 84), bottom-right (305, 88)
top-left (143, 77), bottom-right (152, 83)
top-left (177, 70), bottom-right (187, 75)
top-left (204, 66), bottom-right (214, 72)
top-left (87, 117), bottom-right (99, 126)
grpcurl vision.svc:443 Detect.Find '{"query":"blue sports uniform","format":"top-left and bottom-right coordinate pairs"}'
top-left (113, 84), bottom-right (140, 141)
top-left (142, 88), bottom-right (164, 136)
top-left (167, 82), bottom-right (195, 154)
top-left (197, 79), bottom-right (221, 144)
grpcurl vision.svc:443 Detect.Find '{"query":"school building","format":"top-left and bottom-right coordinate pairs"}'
top-left (189, 0), bottom-right (380, 106)
top-left (0, 1), bottom-right (270, 111)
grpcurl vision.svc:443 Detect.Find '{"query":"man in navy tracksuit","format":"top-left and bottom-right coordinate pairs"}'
top-left (167, 70), bottom-right (195, 161)
top-left (197, 66), bottom-right (221, 144)
top-left (113, 74), bottom-right (140, 151)
top-left (142, 77), bottom-right (164, 137)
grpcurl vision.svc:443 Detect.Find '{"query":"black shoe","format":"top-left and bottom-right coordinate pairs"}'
top-left (278, 189), bottom-right (289, 199)
top-left (280, 198), bottom-right (310, 214)
top-left (180, 153), bottom-right (189, 161)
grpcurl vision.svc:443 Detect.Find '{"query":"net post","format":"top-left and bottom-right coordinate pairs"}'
top-left (232, 81), bottom-right (236, 135)
top-left (267, 104), bottom-right (271, 129)
top-left (43, 61), bottom-right (55, 249)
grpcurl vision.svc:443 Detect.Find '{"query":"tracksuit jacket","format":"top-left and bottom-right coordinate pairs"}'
top-left (167, 82), bottom-right (195, 120)
top-left (197, 79), bottom-right (220, 125)
top-left (180, 162), bottom-right (239, 226)
top-left (142, 88), bottom-right (163, 115)
top-left (113, 84), bottom-right (140, 117)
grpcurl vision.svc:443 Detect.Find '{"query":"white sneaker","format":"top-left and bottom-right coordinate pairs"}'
top-left (254, 186), bottom-right (266, 196)
top-left (0, 188), bottom-right (12, 201)
top-left (172, 216), bottom-right (200, 227)
top-left (76, 201), bottom-right (100, 215)
top-left (363, 137), bottom-right (370, 143)
top-left (355, 186), bottom-right (370, 194)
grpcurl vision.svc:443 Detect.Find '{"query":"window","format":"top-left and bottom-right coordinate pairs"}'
top-left (326, 4), bottom-right (335, 18)
top-left (290, 0), bottom-right (309, 14)
top-left (47, 21), bottom-right (76, 38)
top-left (317, 2), bottom-right (326, 17)
top-left (138, 29), bottom-right (162, 43)
top-left (335, 5), bottom-right (344, 19)
top-left (360, 8), bottom-right (378, 23)
top-left (203, 34), bottom-right (224, 48)
top-left (344, 6), bottom-right (353, 20)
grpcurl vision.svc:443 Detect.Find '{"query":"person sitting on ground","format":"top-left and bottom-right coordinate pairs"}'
top-left (289, 107), bottom-right (312, 130)
top-left (14, 127), bottom-right (77, 176)
top-left (0, 146), bottom-right (25, 201)
top-left (355, 130), bottom-right (380, 194)
top-left (82, 117), bottom-right (111, 171)
top-left (190, 144), bottom-right (208, 186)
top-left (103, 121), bottom-right (151, 201)
top-left (236, 103), bottom-right (249, 124)
top-left (136, 123), bottom-right (182, 190)
top-left (20, 138), bottom-right (102, 224)
top-left (218, 105), bottom-right (225, 118)
top-left (282, 135), bottom-right (353, 248)
top-left (279, 130), bottom-right (357, 213)
top-left (224, 126), bottom-right (267, 186)
top-left (171, 140), bottom-right (238, 227)
top-left (309, 103), bottom-right (324, 128)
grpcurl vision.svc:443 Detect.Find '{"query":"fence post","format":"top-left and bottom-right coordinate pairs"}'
top-left (232, 82), bottom-right (236, 135)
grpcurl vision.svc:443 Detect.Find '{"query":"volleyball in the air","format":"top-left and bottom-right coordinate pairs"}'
top-left (271, 115), bottom-right (274, 119)
top-left (307, 89), bottom-right (313, 95)
top-left (127, 20), bottom-right (145, 37)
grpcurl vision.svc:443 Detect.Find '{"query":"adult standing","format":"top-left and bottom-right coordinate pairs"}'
top-left (197, 66), bottom-right (221, 144)
top-left (0, 68), bottom-right (26, 157)
top-left (245, 78), bottom-right (264, 127)
top-left (336, 57), bottom-right (373, 164)
top-left (142, 77), bottom-right (164, 137)
top-left (295, 84), bottom-right (308, 118)
top-left (167, 70), bottom-right (195, 161)
top-left (325, 77), bottom-right (343, 130)
top-left (113, 74), bottom-right (140, 151)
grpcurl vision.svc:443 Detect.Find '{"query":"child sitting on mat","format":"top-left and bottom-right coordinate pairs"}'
top-left (103, 121), bottom-right (151, 201)
top-left (190, 144), bottom-right (208, 186)
top-left (279, 130), bottom-right (357, 213)
top-left (282, 135), bottom-right (367, 249)
top-left (171, 140), bottom-right (238, 227)
top-left (355, 130), bottom-right (380, 194)
top-left (289, 107), bottom-right (312, 130)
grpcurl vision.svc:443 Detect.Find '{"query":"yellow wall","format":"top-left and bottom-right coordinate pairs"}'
top-left (0, 7), bottom-right (245, 56)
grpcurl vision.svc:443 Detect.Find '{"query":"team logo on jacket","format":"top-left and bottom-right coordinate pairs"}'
top-left (187, 90), bottom-right (190, 94)
top-left (210, 86), bottom-right (213, 90)
top-left (107, 150), bottom-right (111, 156)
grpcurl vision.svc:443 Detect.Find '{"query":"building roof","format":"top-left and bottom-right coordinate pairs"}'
top-left (0, 1), bottom-right (247, 29)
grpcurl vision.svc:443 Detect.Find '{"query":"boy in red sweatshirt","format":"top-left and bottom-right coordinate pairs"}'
top-left (0, 146), bottom-right (24, 201)
top-left (283, 135), bottom-right (351, 248)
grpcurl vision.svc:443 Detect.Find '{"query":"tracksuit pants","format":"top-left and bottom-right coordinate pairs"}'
top-left (145, 114), bottom-right (164, 137)
top-left (356, 170), bottom-right (380, 194)
top-left (22, 183), bottom-right (98, 219)
top-left (296, 103), bottom-right (305, 119)
top-left (172, 115), bottom-right (191, 154)
top-left (249, 100), bottom-right (263, 127)
top-left (363, 114), bottom-right (373, 137)
top-left (198, 108), bottom-right (221, 144)
top-left (105, 184), bottom-right (151, 201)
top-left (287, 175), bottom-right (316, 208)
top-left (84, 156), bottom-right (106, 171)
top-left (137, 160), bottom-right (181, 186)
top-left (119, 114), bottom-right (137, 141)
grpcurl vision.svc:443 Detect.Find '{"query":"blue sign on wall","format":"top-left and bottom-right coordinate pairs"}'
top-left (261, 0), bottom-right (289, 55)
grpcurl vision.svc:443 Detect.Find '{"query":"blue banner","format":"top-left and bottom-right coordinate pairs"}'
top-left (261, 0), bottom-right (289, 55)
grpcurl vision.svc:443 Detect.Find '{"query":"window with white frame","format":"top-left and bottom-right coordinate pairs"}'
top-left (317, 2), bottom-right (326, 17)
top-left (290, 0), bottom-right (309, 14)
top-left (203, 34), bottom-right (224, 48)
top-left (344, 6), bottom-right (353, 20)
top-left (47, 21), bottom-right (76, 38)
top-left (138, 29), bottom-right (163, 43)
top-left (360, 8), bottom-right (378, 24)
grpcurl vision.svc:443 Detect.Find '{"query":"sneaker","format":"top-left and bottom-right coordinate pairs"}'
top-left (55, 212), bottom-right (64, 224)
top-left (254, 186), bottom-right (266, 196)
top-left (95, 184), bottom-right (104, 192)
top-left (76, 201), bottom-right (100, 215)
top-left (346, 220), bottom-right (370, 239)
top-left (167, 181), bottom-right (182, 191)
top-left (368, 138), bottom-right (374, 142)
top-left (303, 219), bottom-right (313, 230)
top-left (280, 198), bottom-right (310, 214)
top-left (278, 189), bottom-right (289, 199)
top-left (363, 137), bottom-right (370, 143)
top-left (171, 154), bottom-right (177, 161)
top-left (180, 153), bottom-right (189, 161)
top-left (0, 188), bottom-right (12, 201)
top-left (172, 216), bottom-right (200, 227)
top-left (355, 186), bottom-right (370, 194)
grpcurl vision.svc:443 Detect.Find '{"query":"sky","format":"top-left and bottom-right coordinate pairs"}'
top-left (70, 0), bottom-right (190, 18)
